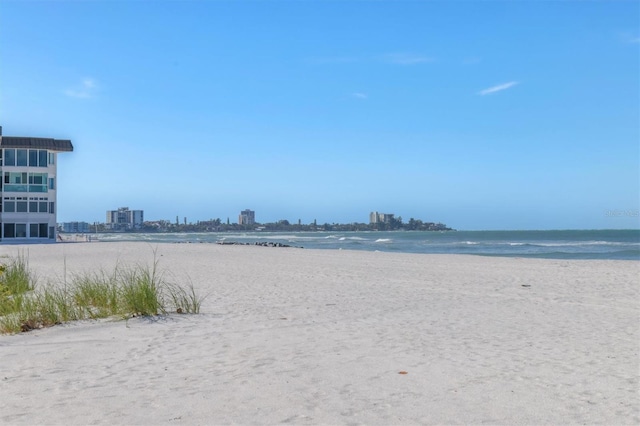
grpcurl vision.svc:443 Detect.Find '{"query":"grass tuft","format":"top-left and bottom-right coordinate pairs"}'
top-left (167, 280), bottom-right (205, 314)
top-left (120, 264), bottom-right (164, 317)
top-left (0, 252), bottom-right (205, 334)
top-left (0, 252), bottom-right (35, 297)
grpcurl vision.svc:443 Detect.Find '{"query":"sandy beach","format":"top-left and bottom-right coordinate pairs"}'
top-left (0, 242), bottom-right (638, 425)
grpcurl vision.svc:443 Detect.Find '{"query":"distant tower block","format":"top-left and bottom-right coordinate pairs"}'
top-left (239, 209), bottom-right (255, 225)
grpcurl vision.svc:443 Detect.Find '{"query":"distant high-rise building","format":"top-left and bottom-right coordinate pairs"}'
top-left (239, 209), bottom-right (255, 225)
top-left (0, 126), bottom-right (74, 241)
top-left (369, 211), bottom-right (394, 224)
top-left (106, 207), bottom-right (143, 230)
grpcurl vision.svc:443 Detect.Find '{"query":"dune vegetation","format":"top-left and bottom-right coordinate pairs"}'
top-left (0, 252), bottom-right (203, 334)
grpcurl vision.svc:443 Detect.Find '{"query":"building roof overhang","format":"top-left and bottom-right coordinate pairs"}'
top-left (0, 136), bottom-right (74, 152)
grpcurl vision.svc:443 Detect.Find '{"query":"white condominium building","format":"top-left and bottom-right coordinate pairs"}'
top-left (239, 209), bottom-right (255, 225)
top-left (0, 126), bottom-right (73, 242)
top-left (106, 207), bottom-right (144, 230)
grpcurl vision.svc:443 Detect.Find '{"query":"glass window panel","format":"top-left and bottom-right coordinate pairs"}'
top-left (5, 149), bottom-right (15, 166)
top-left (29, 185), bottom-right (47, 193)
top-left (16, 201), bottom-right (27, 212)
top-left (39, 202), bottom-right (48, 212)
top-left (5, 184), bottom-right (28, 192)
top-left (29, 202), bottom-right (38, 212)
top-left (9, 172), bottom-right (26, 184)
top-left (4, 202), bottom-right (15, 212)
top-left (30, 224), bottom-right (39, 238)
top-left (28, 173), bottom-right (46, 185)
top-left (49, 202), bottom-right (54, 214)
top-left (4, 223), bottom-right (15, 238)
top-left (48, 153), bottom-right (55, 165)
top-left (40, 223), bottom-right (48, 238)
top-left (16, 224), bottom-right (26, 238)
top-left (29, 150), bottom-right (38, 166)
top-left (39, 150), bottom-right (47, 167)
top-left (49, 178), bottom-right (55, 190)
top-left (17, 150), bottom-right (27, 166)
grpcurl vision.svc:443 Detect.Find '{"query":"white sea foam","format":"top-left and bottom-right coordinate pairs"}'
top-left (533, 241), bottom-right (630, 247)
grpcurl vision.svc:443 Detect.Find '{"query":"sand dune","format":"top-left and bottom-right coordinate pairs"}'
top-left (1, 242), bottom-right (638, 425)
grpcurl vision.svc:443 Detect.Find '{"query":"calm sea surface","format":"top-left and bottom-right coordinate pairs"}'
top-left (88, 230), bottom-right (639, 260)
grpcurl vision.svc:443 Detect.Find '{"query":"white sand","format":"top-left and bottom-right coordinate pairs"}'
top-left (0, 242), bottom-right (638, 425)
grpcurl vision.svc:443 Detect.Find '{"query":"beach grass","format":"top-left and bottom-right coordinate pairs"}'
top-left (0, 254), bottom-right (204, 334)
top-left (0, 252), bottom-right (35, 297)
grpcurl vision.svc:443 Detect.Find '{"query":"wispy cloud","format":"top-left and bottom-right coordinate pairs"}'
top-left (617, 31), bottom-right (640, 44)
top-left (351, 92), bottom-right (368, 100)
top-left (381, 53), bottom-right (435, 65)
top-left (64, 78), bottom-right (98, 99)
top-left (477, 81), bottom-right (518, 96)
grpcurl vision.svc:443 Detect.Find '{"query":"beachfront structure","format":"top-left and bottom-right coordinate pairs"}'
top-left (369, 211), bottom-right (395, 224)
top-left (238, 209), bottom-right (255, 225)
top-left (60, 221), bottom-right (91, 233)
top-left (0, 126), bottom-right (73, 241)
top-left (106, 207), bottom-right (144, 230)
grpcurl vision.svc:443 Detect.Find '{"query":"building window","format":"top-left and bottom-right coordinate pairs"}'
top-left (29, 173), bottom-right (48, 193)
top-left (6, 172), bottom-right (25, 184)
top-left (28, 223), bottom-right (48, 238)
top-left (4, 149), bottom-right (15, 166)
top-left (29, 150), bottom-right (38, 166)
top-left (39, 201), bottom-right (48, 212)
top-left (17, 150), bottom-right (27, 166)
top-left (39, 150), bottom-right (48, 167)
top-left (49, 202), bottom-right (55, 214)
top-left (29, 173), bottom-right (46, 185)
top-left (29, 201), bottom-right (38, 212)
top-left (4, 223), bottom-right (15, 238)
top-left (16, 201), bottom-right (28, 213)
top-left (48, 153), bottom-right (55, 165)
top-left (48, 177), bottom-right (55, 190)
top-left (16, 224), bottom-right (26, 238)
top-left (4, 201), bottom-right (15, 212)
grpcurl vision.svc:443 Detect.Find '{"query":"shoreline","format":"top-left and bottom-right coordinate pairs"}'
top-left (54, 229), bottom-right (640, 261)
top-left (1, 242), bottom-right (638, 424)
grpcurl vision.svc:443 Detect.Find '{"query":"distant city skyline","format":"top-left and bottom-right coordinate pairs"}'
top-left (2, 2), bottom-right (638, 230)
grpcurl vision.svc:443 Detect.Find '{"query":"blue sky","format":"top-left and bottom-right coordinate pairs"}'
top-left (1, 0), bottom-right (638, 230)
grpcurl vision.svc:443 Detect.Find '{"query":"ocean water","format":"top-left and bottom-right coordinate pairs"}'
top-left (87, 229), bottom-right (640, 260)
